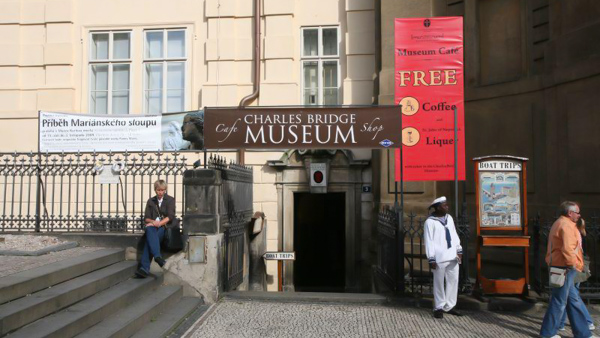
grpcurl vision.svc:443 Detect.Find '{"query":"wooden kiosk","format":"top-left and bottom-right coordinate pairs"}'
top-left (474, 155), bottom-right (530, 296)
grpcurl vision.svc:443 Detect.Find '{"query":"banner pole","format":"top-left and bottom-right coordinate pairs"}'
top-left (454, 107), bottom-right (458, 219)
top-left (398, 105), bottom-right (405, 293)
top-left (36, 111), bottom-right (42, 232)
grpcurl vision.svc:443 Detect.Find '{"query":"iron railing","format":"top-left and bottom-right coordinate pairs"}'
top-left (0, 151), bottom-right (190, 232)
top-left (375, 207), bottom-right (472, 295)
top-left (224, 211), bottom-right (249, 291)
top-left (375, 207), bottom-right (399, 292)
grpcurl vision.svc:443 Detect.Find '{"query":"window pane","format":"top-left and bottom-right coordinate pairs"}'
top-left (303, 89), bottom-right (318, 105)
top-left (113, 64), bottom-right (130, 91)
top-left (303, 29), bottom-right (318, 56)
top-left (145, 90), bottom-right (162, 114)
top-left (112, 91), bottom-right (129, 114)
top-left (323, 61), bottom-right (338, 87)
top-left (166, 90), bottom-right (184, 113)
top-left (145, 31), bottom-right (164, 59)
top-left (91, 91), bottom-right (108, 114)
top-left (303, 61), bottom-right (318, 89)
top-left (145, 63), bottom-right (163, 90)
top-left (167, 31), bottom-right (185, 58)
top-left (323, 88), bottom-right (338, 105)
top-left (91, 34), bottom-right (109, 60)
top-left (167, 62), bottom-right (184, 89)
top-left (113, 33), bottom-right (130, 59)
top-left (91, 64), bottom-right (108, 91)
top-left (323, 28), bottom-right (338, 56)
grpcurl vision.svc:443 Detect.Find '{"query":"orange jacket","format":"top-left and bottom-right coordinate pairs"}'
top-left (545, 216), bottom-right (584, 271)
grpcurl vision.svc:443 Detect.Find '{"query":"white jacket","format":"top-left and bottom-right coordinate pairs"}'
top-left (424, 214), bottom-right (462, 264)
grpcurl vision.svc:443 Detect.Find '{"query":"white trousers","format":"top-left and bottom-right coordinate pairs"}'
top-left (433, 260), bottom-right (459, 311)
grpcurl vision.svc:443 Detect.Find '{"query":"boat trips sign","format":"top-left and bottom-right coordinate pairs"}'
top-left (203, 106), bottom-right (402, 149)
top-left (394, 17), bottom-right (465, 181)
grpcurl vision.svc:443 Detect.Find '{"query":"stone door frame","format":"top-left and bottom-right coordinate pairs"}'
top-left (269, 150), bottom-right (368, 292)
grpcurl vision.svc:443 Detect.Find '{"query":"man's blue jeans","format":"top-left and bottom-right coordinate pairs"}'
top-left (140, 226), bottom-right (164, 273)
top-left (540, 268), bottom-right (592, 338)
top-left (559, 282), bottom-right (594, 329)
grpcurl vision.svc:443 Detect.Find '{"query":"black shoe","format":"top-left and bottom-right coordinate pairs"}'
top-left (446, 309), bottom-right (463, 316)
top-left (155, 257), bottom-right (166, 268)
top-left (433, 310), bottom-right (444, 319)
top-left (135, 268), bottom-right (148, 278)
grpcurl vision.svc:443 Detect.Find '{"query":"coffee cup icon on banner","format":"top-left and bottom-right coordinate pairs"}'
top-left (402, 127), bottom-right (420, 147)
top-left (400, 97), bottom-right (420, 116)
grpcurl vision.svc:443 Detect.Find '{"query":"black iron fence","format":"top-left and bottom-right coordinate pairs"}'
top-left (377, 206), bottom-right (600, 299)
top-left (375, 206), bottom-right (472, 295)
top-left (0, 151), bottom-right (190, 232)
top-left (224, 211), bottom-right (249, 291)
top-left (532, 213), bottom-right (600, 299)
top-left (207, 155), bottom-right (253, 291)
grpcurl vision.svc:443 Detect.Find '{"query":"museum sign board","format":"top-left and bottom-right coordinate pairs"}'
top-left (203, 106), bottom-right (402, 149)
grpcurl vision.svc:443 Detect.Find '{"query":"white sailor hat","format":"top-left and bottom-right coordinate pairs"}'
top-left (429, 196), bottom-right (447, 208)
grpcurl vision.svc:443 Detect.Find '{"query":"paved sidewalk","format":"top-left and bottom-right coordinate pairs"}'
top-left (187, 298), bottom-right (598, 338)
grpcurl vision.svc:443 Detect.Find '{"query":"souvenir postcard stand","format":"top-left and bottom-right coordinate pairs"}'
top-left (474, 155), bottom-right (529, 296)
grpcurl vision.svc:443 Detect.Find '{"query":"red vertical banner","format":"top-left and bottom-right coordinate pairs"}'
top-left (394, 17), bottom-right (465, 181)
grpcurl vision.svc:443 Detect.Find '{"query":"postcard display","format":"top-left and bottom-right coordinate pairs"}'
top-left (474, 155), bottom-right (530, 296)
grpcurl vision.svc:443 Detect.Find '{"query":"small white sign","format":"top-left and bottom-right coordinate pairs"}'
top-left (263, 252), bottom-right (296, 260)
top-left (97, 165), bottom-right (120, 184)
top-left (478, 160), bottom-right (522, 172)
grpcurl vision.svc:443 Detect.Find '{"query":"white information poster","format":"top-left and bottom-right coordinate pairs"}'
top-left (39, 112), bottom-right (162, 152)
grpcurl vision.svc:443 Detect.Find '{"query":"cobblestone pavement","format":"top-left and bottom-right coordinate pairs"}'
top-left (189, 299), bottom-right (598, 338)
top-left (0, 246), bottom-right (103, 277)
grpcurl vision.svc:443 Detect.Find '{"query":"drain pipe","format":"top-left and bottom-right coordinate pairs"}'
top-left (237, 0), bottom-right (261, 164)
top-left (239, 0), bottom-right (261, 108)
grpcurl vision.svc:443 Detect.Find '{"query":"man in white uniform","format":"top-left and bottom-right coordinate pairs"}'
top-left (424, 196), bottom-right (463, 319)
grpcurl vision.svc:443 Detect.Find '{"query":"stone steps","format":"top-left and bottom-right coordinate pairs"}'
top-left (0, 260), bottom-right (137, 335)
top-left (131, 297), bottom-right (206, 338)
top-left (7, 274), bottom-right (164, 338)
top-left (0, 248), bottom-right (125, 305)
top-left (0, 246), bottom-right (203, 338)
top-left (76, 285), bottom-right (182, 338)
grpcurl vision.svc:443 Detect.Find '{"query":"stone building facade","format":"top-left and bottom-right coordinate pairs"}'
top-left (1, 0), bottom-right (599, 293)
top-left (377, 0), bottom-right (600, 214)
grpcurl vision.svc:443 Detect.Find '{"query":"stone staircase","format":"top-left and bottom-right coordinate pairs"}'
top-left (0, 248), bottom-right (205, 338)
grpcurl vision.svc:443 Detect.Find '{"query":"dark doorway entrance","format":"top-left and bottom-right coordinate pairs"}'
top-left (293, 192), bottom-right (345, 292)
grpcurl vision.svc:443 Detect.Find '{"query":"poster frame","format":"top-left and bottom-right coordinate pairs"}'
top-left (474, 155), bottom-right (528, 232)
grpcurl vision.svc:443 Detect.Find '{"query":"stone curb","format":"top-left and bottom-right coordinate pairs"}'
top-left (0, 241), bottom-right (79, 256)
top-left (223, 291), bottom-right (388, 304)
top-left (223, 291), bottom-right (546, 314)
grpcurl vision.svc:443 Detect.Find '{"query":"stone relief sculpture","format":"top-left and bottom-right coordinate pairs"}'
top-left (181, 111), bottom-right (205, 150)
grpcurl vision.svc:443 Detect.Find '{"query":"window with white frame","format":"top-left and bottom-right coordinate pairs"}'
top-left (301, 27), bottom-right (340, 106)
top-left (89, 31), bottom-right (132, 114)
top-left (144, 29), bottom-right (186, 114)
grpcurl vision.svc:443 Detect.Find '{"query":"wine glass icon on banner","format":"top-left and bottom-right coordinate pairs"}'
top-left (402, 127), bottom-right (420, 147)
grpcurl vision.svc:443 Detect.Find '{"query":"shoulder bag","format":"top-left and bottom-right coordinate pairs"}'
top-left (549, 241), bottom-right (567, 288)
top-left (153, 201), bottom-right (184, 252)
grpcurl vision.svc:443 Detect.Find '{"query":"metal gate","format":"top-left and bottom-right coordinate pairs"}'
top-left (375, 206), bottom-right (472, 295)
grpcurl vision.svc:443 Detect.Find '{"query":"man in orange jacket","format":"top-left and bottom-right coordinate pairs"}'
top-left (540, 201), bottom-right (596, 338)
